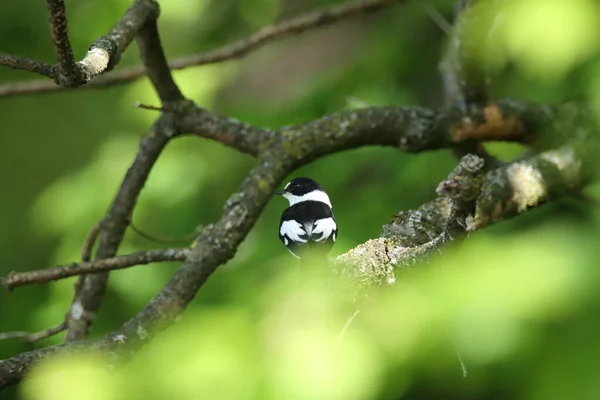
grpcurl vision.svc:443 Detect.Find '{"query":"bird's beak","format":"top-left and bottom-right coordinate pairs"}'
top-left (275, 189), bottom-right (286, 196)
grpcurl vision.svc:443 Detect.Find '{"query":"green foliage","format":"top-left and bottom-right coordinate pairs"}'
top-left (20, 227), bottom-right (600, 400)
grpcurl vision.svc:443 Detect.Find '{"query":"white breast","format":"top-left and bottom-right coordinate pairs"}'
top-left (280, 220), bottom-right (307, 243)
top-left (311, 217), bottom-right (337, 242)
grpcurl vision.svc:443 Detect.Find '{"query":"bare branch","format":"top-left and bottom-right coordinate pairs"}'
top-left (45, 0), bottom-right (78, 83)
top-left (136, 17), bottom-right (184, 104)
top-left (0, 53), bottom-right (55, 78)
top-left (2, 248), bottom-right (189, 290)
top-left (0, 0), bottom-right (158, 88)
top-left (65, 114), bottom-right (176, 342)
top-left (179, 107), bottom-right (272, 157)
top-left (334, 142), bottom-right (595, 290)
top-left (130, 223), bottom-right (201, 244)
top-left (0, 322), bottom-right (67, 343)
top-left (472, 146), bottom-right (586, 229)
top-left (134, 102), bottom-right (166, 112)
top-left (0, 0), bottom-right (403, 98)
top-left (64, 8), bottom-right (186, 340)
top-left (167, 0), bottom-right (403, 71)
top-left (180, 99), bottom-right (552, 157)
top-left (81, 220), bottom-right (105, 262)
top-left (113, 158), bottom-right (289, 342)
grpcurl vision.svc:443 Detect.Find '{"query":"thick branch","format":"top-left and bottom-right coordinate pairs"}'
top-left (2, 248), bottom-right (189, 290)
top-left (335, 142), bottom-right (597, 289)
top-left (64, 114), bottom-right (175, 341)
top-left (179, 107), bottom-right (272, 157)
top-left (180, 99), bottom-right (552, 157)
top-left (0, 0), bottom-right (402, 97)
top-left (104, 160), bottom-right (281, 341)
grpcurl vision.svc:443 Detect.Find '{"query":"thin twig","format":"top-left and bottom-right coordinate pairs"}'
top-left (134, 102), bottom-right (166, 112)
top-left (424, 3), bottom-right (452, 36)
top-left (455, 347), bottom-right (468, 378)
top-left (2, 248), bottom-right (189, 290)
top-left (0, 322), bottom-right (67, 343)
top-left (130, 222), bottom-right (201, 244)
top-left (0, 53), bottom-right (56, 78)
top-left (339, 309), bottom-right (360, 339)
top-left (66, 219), bottom-right (105, 339)
top-left (81, 220), bottom-right (105, 262)
top-left (0, 0), bottom-right (403, 98)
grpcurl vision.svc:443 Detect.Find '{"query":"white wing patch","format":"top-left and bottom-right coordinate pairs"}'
top-left (283, 190), bottom-right (332, 208)
top-left (280, 220), bottom-right (307, 243)
top-left (312, 217), bottom-right (337, 242)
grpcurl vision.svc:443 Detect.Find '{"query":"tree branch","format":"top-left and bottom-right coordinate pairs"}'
top-left (439, 0), bottom-right (489, 108)
top-left (179, 99), bottom-right (552, 157)
top-left (0, 0), bottom-right (158, 88)
top-left (334, 141), bottom-right (597, 290)
top-left (2, 248), bottom-right (189, 291)
top-left (45, 0), bottom-right (78, 83)
top-left (64, 114), bottom-right (176, 342)
top-left (135, 16), bottom-right (185, 104)
top-left (63, 3), bottom-right (186, 341)
top-left (0, 0), bottom-right (403, 98)
top-left (0, 322), bottom-right (67, 344)
top-left (0, 53), bottom-right (55, 78)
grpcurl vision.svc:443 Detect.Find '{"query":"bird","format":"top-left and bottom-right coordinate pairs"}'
top-left (275, 177), bottom-right (337, 263)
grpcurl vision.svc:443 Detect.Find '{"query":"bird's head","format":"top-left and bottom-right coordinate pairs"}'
top-left (275, 177), bottom-right (332, 208)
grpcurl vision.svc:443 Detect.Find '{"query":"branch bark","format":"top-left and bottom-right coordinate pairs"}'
top-left (63, 4), bottom-right (187, 341)
top-left (136, 16), bottom-right (185, 104)
top-left (64, 115), bottom-right (175, 342)
top-left (0, 322), bottom-right (66, 344)
top-left (180, 99), bottom-right (553, 157)
top-left (0, 0), bottom-right (158, 88)
top-left (334, 142), bottom-right (597, 290)
top-left (0, 0), bottom-right (403, 98)
top-left (2, 249), bottom-right (189, 290)
top-left (0, 54), bottom-right (55, 78)
top-left (46, 0), bottom-right (78, 84)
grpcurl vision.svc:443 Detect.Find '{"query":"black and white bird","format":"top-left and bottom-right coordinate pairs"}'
top-left (276, 177), bottom-right (337, 262)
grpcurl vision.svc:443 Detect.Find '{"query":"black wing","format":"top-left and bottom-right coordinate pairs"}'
top-left (279, 201), bottom-right (337, 258)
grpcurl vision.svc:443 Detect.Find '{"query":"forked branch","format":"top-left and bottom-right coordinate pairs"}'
top-left (0, 0), bottom-right (403, 97)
